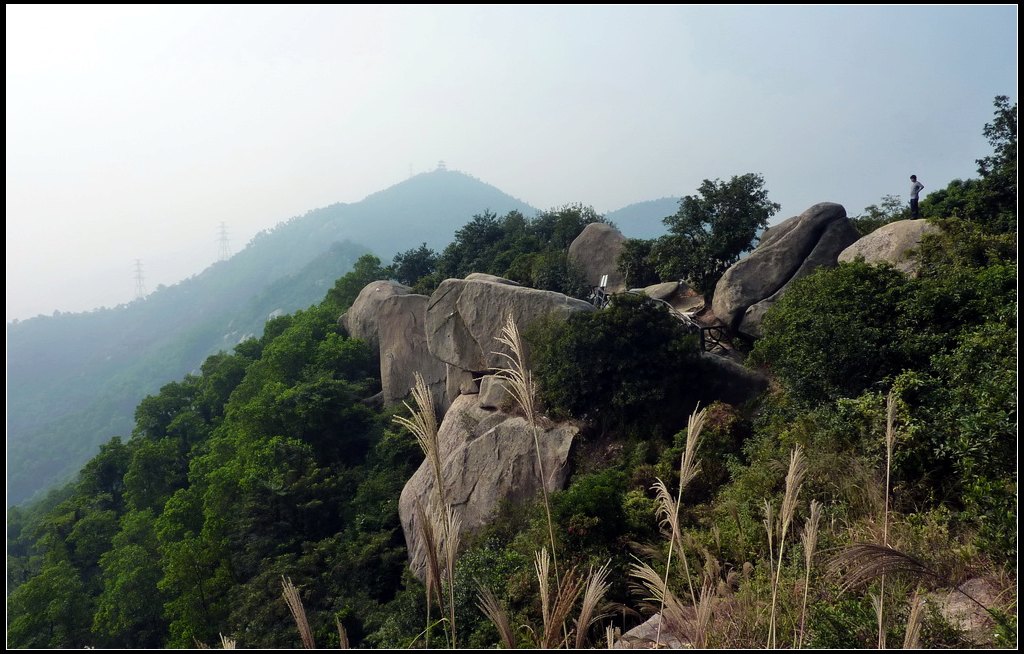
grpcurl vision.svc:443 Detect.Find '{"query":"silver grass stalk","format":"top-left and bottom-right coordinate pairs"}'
top-left (281, 576), bottom-right (316, 649)
top-left (495, 315), bottom-right (561, 584)
top-left (629, 558), bottom-right (688, 642)
top-left (477, 585), bottom-right (516, 649)
top-left (902, 589), bottom-right (925, 649)
top-left (653, 405), bottom-right (706, 647)
top-left (878, 390), bottom-right (898, 649)
top-left (769, 445), bottom-right (806, 648)
top-left (797, 499), bottom-right (823, 649)
top-left (393, 373), bottom-right (445, 507)
top-left (335, 616), bottom-right (349, 649)
top-left (575, 560), bottom-right (613, 649)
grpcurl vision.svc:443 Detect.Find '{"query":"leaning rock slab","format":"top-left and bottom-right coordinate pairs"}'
top-left (568, 222), bottom-right (628, 292)
top-left (713, 203), bottom-right (858, 337)
top-left (426, 277), bottom-right (594, 372)
top-left (838, 219), bottom-right (940, 275)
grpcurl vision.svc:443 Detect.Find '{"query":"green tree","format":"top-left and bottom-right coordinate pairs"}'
top-left (751, 262), bottom-right (912, 405)
top-left (326, 254), bottom-right (388, 311)
top-left (7, 559), bottom-right (92, 647)
top-left (92, 510), bottom-right (167, 647)
top-left (617, 238), bottom-right (661, 288)
top-left (386, 243), bottom-right (438, 286)
top-left (850, 194), bottom-right (910, 236)
top-left (651, 173), bottom-right (780, 294)
top-left (975, 94), bottom-right (1017, 232)
top-left (922, 95), bottom-right (1017, 234)
top-left (528, 293), bottom-right (701, 435)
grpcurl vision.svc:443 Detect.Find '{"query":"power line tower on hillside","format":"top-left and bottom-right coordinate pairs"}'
top-left (133, 259), bottom-right (147, 300)
top-left (217, 222), bottom-right (231, 261)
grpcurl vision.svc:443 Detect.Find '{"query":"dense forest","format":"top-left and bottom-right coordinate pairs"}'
top-left (7, 97), bottom-right (1016, 648)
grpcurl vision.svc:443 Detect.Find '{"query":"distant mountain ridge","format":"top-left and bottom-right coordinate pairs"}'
top-left (6, 170), bottom-right (536, 505)
top-left (606, 196), bottom-right (679, 239)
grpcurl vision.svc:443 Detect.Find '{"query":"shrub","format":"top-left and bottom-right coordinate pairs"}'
top-left (528, 293), bottom-right (701, 435)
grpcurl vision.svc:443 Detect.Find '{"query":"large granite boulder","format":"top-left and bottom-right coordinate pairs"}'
top-left (639, 281), bottom-right (704, 313)
top-left (399, 395), bottom-right (576, 580)
top-left (613, 614), bottom-right (689, 649)
top-left (713, 203), bottom-right (859, 338)
top-left (426, 277), bottom-right (594, 372)
top-left (568, 223), bottom-right (628, 292)
top-left (338, 280), bottom-right (412, 349)
top-left (464, 272), bottom-right (521, 285)
top-left (838, 219), bottom-right (940, 275)
top-left (377, 293), bottom-right (450, 410)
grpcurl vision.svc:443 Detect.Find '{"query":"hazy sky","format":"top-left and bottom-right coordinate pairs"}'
top-left (6, 5), bottom-right (1017, 320)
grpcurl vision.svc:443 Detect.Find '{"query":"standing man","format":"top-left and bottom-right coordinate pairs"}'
top-left (909, 175), bottom-right (924, 218)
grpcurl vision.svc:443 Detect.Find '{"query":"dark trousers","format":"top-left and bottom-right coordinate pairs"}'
top-left (910, 197), bottom-right (920, 218)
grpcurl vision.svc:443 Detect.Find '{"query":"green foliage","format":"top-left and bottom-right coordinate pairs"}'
top-left (326, 253), bottom-right (389, 310)
top-left (553, 469), bottom-right (628, 549)
top-left (529, 293), bottom-right (701, 435)
top-left (851, 194), bottom-right (910, 236)
top-left (436, 204), bottom-right (609, 296)
top-left (651, 173), bottom-right (780, 293)
top-left (7, 559), bottom-right (92, 648)
top-left (7, 277), bottom-right (415, 648)
top-left (617, 238), bottom-right (661, 287)
top-left (751, 262), bottom-right (912, 405)
top-left (386, 242), bottom-right (438, 286)
top-left (92, 510), bottom-right (166, 648)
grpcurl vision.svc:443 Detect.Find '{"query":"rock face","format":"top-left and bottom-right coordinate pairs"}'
top-left (712, 203), bottom-right (859, 338)
top-left (568, 223), bottom-right (628, 292)
top-left (639, 281), bottom-right (704, 313)
top-left (478, 375), bottom-right (511, 409)
top-left (934, 577), bottom-right (1003, 645)
top-left (399, 394), bottom-right (576, 580)
top-left (377, 294), bottom-right (450, 409)
top-left (426, 278), bottom-right (594, 372)
top-left (838, 219), bottom-right (940, 275)
top-left (464, 272), bottom-right (521, 285)
top-left (613, 614), bottom-right (688, 649)
top-left (339, 281), bottom-right (412, 349)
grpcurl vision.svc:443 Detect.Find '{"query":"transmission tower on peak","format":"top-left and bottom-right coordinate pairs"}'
top-left (217, 222), bottom-right (231, 261)
top-left (133, 259), bottom-right (147, 300)
top-left (436, 160), bottom-right (447, 172)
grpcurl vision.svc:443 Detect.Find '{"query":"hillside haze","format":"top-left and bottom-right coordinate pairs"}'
top-left (6, 170), bottom-right (536, 505)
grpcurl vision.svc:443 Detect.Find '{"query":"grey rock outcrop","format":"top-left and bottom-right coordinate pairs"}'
top-left (478, 375), bottom-right (511, 409)
top-left (639, 281), bottom-right (704, 313)
top-left (464, 272), bottom-right (521, 285)
top-left (426, 277), bottom-right (594, 372)
top-left (568, 223), bottom-right (628, 292)
top-left (838, 219), bottom-right (940, 275)
top-left (713, 203), bottom-right (859, 338)
top-left (378, 293), bottom-right (450, 409)
top-left (399, 395), bottom-right (576, 580)
top-left (613, 614), bottom-right (688, 649)
top-left (338, 280), bottom-right (412, 349)
top-left (934, 577), bottom-right (1004, 645)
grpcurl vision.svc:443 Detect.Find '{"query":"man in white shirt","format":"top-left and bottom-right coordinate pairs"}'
top-left (909, 175), bottom-right (924, 218)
